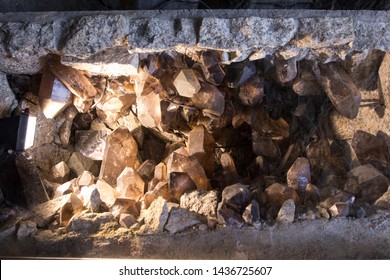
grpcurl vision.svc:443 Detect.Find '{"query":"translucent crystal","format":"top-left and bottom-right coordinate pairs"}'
top-left (275, 57), bottom-right (297, 84)
top-left (99, 127), bottom-right (140, 186)
top-left (154, 162), bottom-right (167, 182)
top-left (293, 66), bottom-right (322, 96)
top-left (96, 179), bottom-right (120, 207)
top-left (117, 167), bottom-right (145, 200)
top-left (225, 61), bottom-right (256, 88)
top-left (169, 172), bottom-right (197, 202)
top-left (316, 62), bottom-right (361, 119)
top-left (220, 153), bottom-right (240, 181)
top-left (38, 69), bottom-right (72, 119)
top-left (48, 60), bottom-right (97, 101)
top-left (137, 160), bottom-right (156, 182)
top-left (221, 184), bottom-right (251, 214)
top-left (76, 171), bottom-right (94, 187)
top-left (238, 76), bottom-right (264, 106)
top-left (192, 83), bottom-right (225, 117)
top-left (173, 69), bottom-right (201, 98)
top-left (188, 125), bottom-right (216, 177)
top-left (51, 161), bottom-right (70, 184)
top-left (67, 152), bottom-right (99, 177)
top-left (242, 200), bottom-right (261, 225)
top-left (167, 152), bottom-right (210, 191)
top-left (200, 51), bottom-right (225, 86)
top-left (287, 157), bottom-right (311, 192)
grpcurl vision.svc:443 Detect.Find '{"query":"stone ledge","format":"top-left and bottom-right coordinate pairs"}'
top-left (0, 10), bottom-right (389, 74)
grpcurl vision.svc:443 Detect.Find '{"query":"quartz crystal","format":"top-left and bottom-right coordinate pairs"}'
top-left (287, 157), bottom-right (311, 192)
top-left (167, 152), bottom-right (210, 191)
top-left (188, 125), bottom-right (216, 177)
top-left (173, 69), bottom-right (201, 98)
top-left (48, 60), bottom-right (97, 101)
top-left (200, 51), bottom-right (225, 86)
top-left (252, 132), bottom-right (280, 160)
top-left (221, 184), bottom-right (251, 214)
top-left (67, 152), bottom-right (99, 177)
top-left (51, 161), bottom-right (70, 184)
top-left (275, 57), bottom-right (297, 84)
top-left (96, 179), bottom-right (120, 207)
top-left (225, 61), bottom-right (256, 88)
top-left (169, 172), bottom-right (197, 202)
top-left (99, 127), bottom-right (140, 186)
top-left (117, 167), bottom-right (145, 200)
top-left (192, 83), bottom-right (225, 117)
top-left (316, 62), bottom-right (361, 119)
top-left (276, 199), bottom-right (295, 223)
top-left (39, 69), bottom-right (72, 119)
top-left (238, 76), bottom-right (264, 106)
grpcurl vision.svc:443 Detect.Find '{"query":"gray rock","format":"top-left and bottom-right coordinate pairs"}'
top-left (165, 207), bottom-right (205, 234)
top-left (353, 20), bottom-right (390, 51)
top-left (217, 203), bottom-right (245, 228)
top-left (80, 186), bottom-right (101, 213)
top-left (30, 143), bottom-right (71, 173)
top-left (33, 194), bottom-right (72, 226)
top-left (119, 213), bottom-right (136, 229)
top-left (128, 18), bottom-right (196, 53)
top-left (277, 199), bottom-right (296, 223)
top-left (61, 15), bottom-right (129, 59)
top-left (16, 220), bottom-right (37, 239)
top-left (295, 17), bottom-right (353, 49)
top-left (0, 22), bottom-right (55, 74)
top-left (0, 73), bottom-right (18, 118)
top-left (180, 190), bottom-right (218, 219)
top-left (67, 212), bottom-right (118, 235)
top-left (61, 48), bottom-right (139, 77)
top-left (379, 52), bottom-right (390, 109)
top-left (140, 197), bottom-right (168, 234)
top-left (199, 17), bottom-right (297, 52)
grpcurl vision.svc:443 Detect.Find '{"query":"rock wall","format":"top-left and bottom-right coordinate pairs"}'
top-left (0, 10), bottom-right (389, 74)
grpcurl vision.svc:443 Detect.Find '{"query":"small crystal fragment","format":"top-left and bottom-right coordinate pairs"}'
top-left (154, 162), bottom-right (167, 182)
top-left (200, 51), bottom-right (225, 86)
top-left (136, 89), bottom-right (162, 129)
top-left (238, 76), bottom-right (264, 106)
top-left (73, 95), bottom-right (92, 113)
top-left (217, 204), bottom-right (245, 228)
top-left (117, 167), bottom-right (145, 201)
top-left (140, 197), bottom-right (168, 234)
top-left (173, 69), bottom-right (201, 98)
top-left (99, 127), bottom-right (140, 186)
top-left (137, 160), bottom-right (156, 182)
top-left (39, 69), bottom-right (72, 119)
top-left (188, 125), bottom-right (216, 177)
top-left (119, 213), bottom-right (136, 228)
top-left (76, 171), bottom-right (94, 187)
top-left (167, 152), bottom-right (210, 191)
top-left (51, 161), bottom-right (70, 184)
top-left (225, 61), bottom-right (256, 88)
top-left (329, 202), bottom-right (349, 218)
top-left (275, 57), bottom-right (297, 84)
top-left (67, 152), bottom-right (99, 177)
top-left (169, 172), bottom-right (197, 202)
top-left (242, 200), bottom-right (261, 225)
top-left (287, 157), bottom-right (311, 192)
top-left (53, 180), bottom-right (75, 198)
top-left (79, 185), bottom-right (101, 212)
top-left (276, 199), bottom-right (295, 223)
top-left (48, 60), bottom-right (97, 100)
top-left (316, 62), bottom-right (361, 119)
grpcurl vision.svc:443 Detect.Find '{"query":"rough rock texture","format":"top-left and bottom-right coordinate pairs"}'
top-left (0, 73), bottom-right (18, 118)
top-left (67, 212), bottom-right (117, 235)
top-left (165, 207), bottom-right (205, 234)
top-left (180, 190), bottom-right (218, 219)
top-left (140, 197), bottom-right (168, 234)
top-left (0, 10), bottom-right (389, 74)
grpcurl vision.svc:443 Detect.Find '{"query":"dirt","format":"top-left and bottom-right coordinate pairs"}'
top-left (1, 210), bottom-right (390, 259)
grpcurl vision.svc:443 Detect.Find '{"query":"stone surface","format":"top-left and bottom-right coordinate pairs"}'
top-left (353, 20), bottom-right (390, 51)
top-left (167, 152), bottom-right (210, 191)
top-left (188, 125), bottom-right (215, 177)
top-left (173, 69), bottom-right (201, 98)
top-left (38, 69), bottom-right (72, 119)
top-left (140, 197), bottom-right (169, 234)
top-left (33, 193), bottom-right (72, 225)
top-left (79, 185), bottom-right (101, 212)
top-left (344, 164), bottom-right (389, 203)
top-left (0, 73), bottom-right (18, 118)
top-left (59, 193), bottom-right (84, 226)
top-left (287, 157), bottom-right (311, 192)
top-left (221, 184), bottom-right (251, 214)
top-left (275, 57), bottom-right (297, 84)
top-left (242, 200), bottom-right (261, 225)
top-left (217, 205), bottom-right (245, 228)
top-left (75, 130), bottom-right (107, 161)
top-left (95, 179), bottom-right (120, 207)
top-left (277, 199), bottom-right (296, 223)
top-left (180, 190), bottom-right (218, 220)
top-left (53, 180), bottom-right (75, 198)
top-left (67, 212), bottom-right (117, 235)
top-left (48, 60), bottom-right (97, 101)
top-left (59, 105), bottom-right (79, 148)
top-left (378, 52), bottom-right (390, 108)
top-left (316, 62), bottom-right (361, 119)
top-left (199, 17), bottom-right (297, 52)
top-left (16, 220), bottom-right (37, 239)
top-left (192, 83), bottom-right (225, 117)
top-left (375, 187), bottom-right (390, 209)
top-left (99, 127), bottom-right (139, 186)
top-left (119, 213), bottom-right (136, 229)
top-left (30, 143), bottom-right (71, 173)
top-left (62, 49), bottom-right (139, 77)
top-left (67, 152), bottom-right (99, 177)
top-left (165, 207), bottom-right (204, 234)
top-left (116, 167), bottom-right (145, 200)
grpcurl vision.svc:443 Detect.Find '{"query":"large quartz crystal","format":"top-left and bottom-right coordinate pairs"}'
top-left (192, 83), bottom-right (225, 117)
top-left (99, 127), bottom-right (140, 186)
top-left (167, 152), bottom-right (210, 191)
top-left (169, 172), bottom-right (197, 202)
top-left (316, 62), bottom-right (361, 119)
top-left (173, 69), bottom-right (201, 98)
top-left (188, 125), bottom-right (215, 177)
